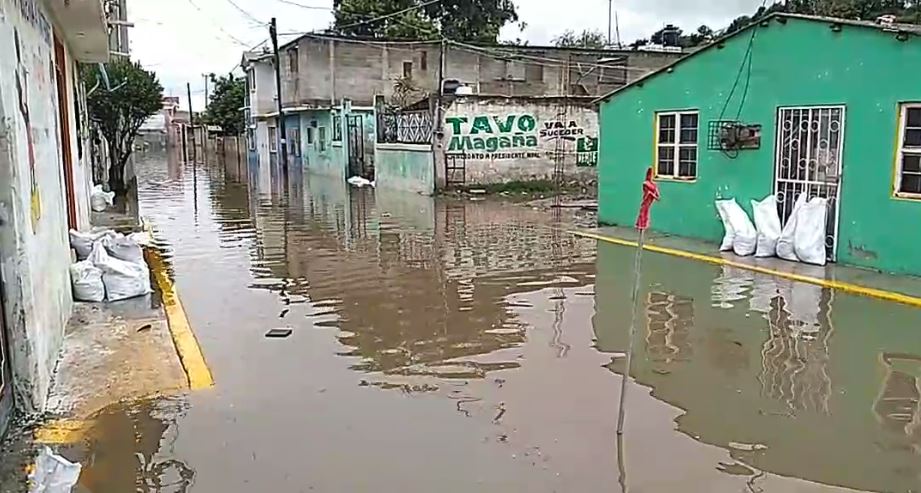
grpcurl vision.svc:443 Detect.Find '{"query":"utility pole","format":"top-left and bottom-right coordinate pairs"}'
top-left (608, 0), bottom-right (613, 46)
top-left (202, 74), bottom-right (210, 163)
top-left (186, 82), bottom-right (196, 165)
top-left (270, 17), bottom-right (288, 171)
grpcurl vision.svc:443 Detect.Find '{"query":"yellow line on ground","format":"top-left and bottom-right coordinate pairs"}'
top-left (146, 249), bottom-right (215, 390)
top-left (571, 230), bottom-right (921, 309)
top-left (33, 419), bottom-right (92, 444)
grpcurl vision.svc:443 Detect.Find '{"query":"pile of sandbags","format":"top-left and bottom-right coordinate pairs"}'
top-left (90, 185), bottom-right (115, 212)
top-left (716, 194), bottom-right (828, 265)
top-left (68, 229), bottom-right (151, 302)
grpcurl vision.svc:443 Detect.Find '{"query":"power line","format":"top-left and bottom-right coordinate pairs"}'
top-left (273, 0), bottom-right (330, 10)
top-left (222, 0), bottom-right (266, 27)
top-left (185, 0), bottom-right (253, 46)
top-left (333, 0), bottom-right (443, 32)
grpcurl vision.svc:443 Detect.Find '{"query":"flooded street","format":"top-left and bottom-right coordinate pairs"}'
top-left (49, 150), bottom-right (921, 492)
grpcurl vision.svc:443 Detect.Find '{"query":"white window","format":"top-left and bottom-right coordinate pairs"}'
top-left (268, 126), bottom-right (277, 153)
top-left (248, 68), bottom-right (256, 93)
top-left (896, 103), bottom-right (921, 197)
top-left (247, 127), bottom-right (255, 151)
top-left (656, 111), bottom-right (699, 180)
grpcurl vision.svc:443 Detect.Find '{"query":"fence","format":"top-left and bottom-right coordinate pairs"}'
top-left (377, 107), bottom-right (434, 145)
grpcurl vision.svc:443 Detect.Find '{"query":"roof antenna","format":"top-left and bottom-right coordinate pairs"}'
top-left (615, 10), bottom-right (622, 48)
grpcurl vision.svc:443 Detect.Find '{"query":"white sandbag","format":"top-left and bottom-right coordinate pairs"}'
top-left (68, 228), bottom-right (116, 260)
top-left (794, 197), bottom-right (829, 266)
top-left (69, 260), bottom-right (104, 302)
top-left (102, 234), bottom-right (144, 263)
top-left (29, 446), bottom-right (81, 493)
top-left (751, 195), bottom-right (782, 258)
top-left (92, 242), bottom-right (151, 301)
top-left (776, 193), bottom-right (807, 261)
top-left (347, 176), bottom-right (372, 187)
top-left (127, 231), bottom-right (152, 247)
top-left (723, 199), bottom-right (757, 256)
top-left (90, 184), bottom-right (115, 212)
top-left (715, 200), bottom-right (736, 252)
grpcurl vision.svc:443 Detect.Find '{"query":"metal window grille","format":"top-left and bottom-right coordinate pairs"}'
top-left (332, 115), bottom-right (342, 141)
top-left (774, 106), bottom-right (845, 261)
top-left (377, 108), bottom-right (433, 144)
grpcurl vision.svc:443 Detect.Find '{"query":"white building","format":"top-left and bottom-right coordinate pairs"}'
top-left (0, 0), bottom-right (111, 434)
top-left (241, 50), bottom-right (277, 165)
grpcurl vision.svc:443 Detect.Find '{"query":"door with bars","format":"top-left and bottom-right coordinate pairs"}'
top-left (773, 106), bottom-right (845, 261)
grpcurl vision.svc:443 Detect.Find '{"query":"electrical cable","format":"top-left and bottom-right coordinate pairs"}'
top-left (333, 0), bottom-right (444, 31)
top-left (717, 0), bottom-right (767, 123)
top-left (222, 0), bottom-right (267, 27)
top-left (185, 0), bottom-right (253, 47)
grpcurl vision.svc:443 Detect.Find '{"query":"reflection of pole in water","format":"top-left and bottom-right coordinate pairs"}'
top-left (873, 352), bottom-right (921, 453)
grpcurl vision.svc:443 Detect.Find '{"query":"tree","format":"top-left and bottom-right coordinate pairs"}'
top-left (83, 59), bottom-right (163, 194)
top-left (204, 73), bottom-right (246, 136)
top-left (552, 29), bottom-right (607, 49)
top-left (332, 0), bottom-right (519, 43)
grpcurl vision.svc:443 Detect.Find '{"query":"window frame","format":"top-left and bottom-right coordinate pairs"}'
top-left (894, 102), bottom-right (921, 199)
top-left (288, 48), bottom-right (299, 74)
top-left (268, 126), bottom-right (277, 153)
top-left (654, 110), bottom-right (699, 181)
top-left (248, 68), bottom-right (256, 93)
top-left (247, 127), bottom-right (255, 151)
top-left (318, 127), bottom-right (327, 152)
top-left (402, 61), bottom-right (413, 79)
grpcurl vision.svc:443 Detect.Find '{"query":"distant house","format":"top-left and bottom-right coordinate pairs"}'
top-left (244, 35), bottom-right (681, 193)
top-left (596, 13), bottom-right (921, 276)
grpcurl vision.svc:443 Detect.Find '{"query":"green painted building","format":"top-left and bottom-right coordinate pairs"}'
top-left (598, 13), bottom-right (921, 276)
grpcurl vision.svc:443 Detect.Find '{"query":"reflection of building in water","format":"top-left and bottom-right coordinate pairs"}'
top-left (874, 353), bottom-right (921, 454)
top-left (759, 282), bottom-right (834, 414)
top-left (645, 292), bottom-right (694, 367)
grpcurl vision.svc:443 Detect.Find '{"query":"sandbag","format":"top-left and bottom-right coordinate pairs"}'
top-left (92, 242), bottom-right (151, 301)
top-left (751, 195), bottom-right (782, 258)
top-left (102, 234), bottom-right (144, 263)
top-left (715, 200), bottom-right (736, 252)
top-left (91, 184), bottom-right (115, 212)
top-left (69, 228), bottom-right (116, 260)
top-left (776, 193), bottom-right (807, 262)
top-left (70, 260), bottom-right (104, 302)
top-left (722, 199), bottom-right (757, 256)
top-left (794, 197), bottom-right (829, 266)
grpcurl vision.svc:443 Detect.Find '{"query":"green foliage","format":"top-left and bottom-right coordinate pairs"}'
top-left (332, 0), bottom-right (518, 43)
top-left (725, 0), bottom-right (921, 36)
top-left (204, 73), bottom-right (246, 136)
top-left (552, 29), bottom-right (608, 49)
top-left (82, 59), bottom-right (162, 192)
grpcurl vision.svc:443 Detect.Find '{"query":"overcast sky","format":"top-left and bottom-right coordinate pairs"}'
top-left (129, 0), bottom-right (765, 110)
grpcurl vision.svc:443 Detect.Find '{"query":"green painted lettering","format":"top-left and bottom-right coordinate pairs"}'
top-left (512, 135), bottom-right (525, 147)
top-left (473, 138), bottom-right (486, 150)
top-left (493, 115), bottom-right (516, 133)
top-left (486, 137), bottom-right (499, 152)
top-left (526, 136), bottom-right (537, 147)
top-left (517, 115), bottom-right (536, 132)
top-left (471, 116), bottom-right (493, 134)
top-left (499, 136), bottom-right (511, 149)
top-left (445, 117), bottom-right (467, 134)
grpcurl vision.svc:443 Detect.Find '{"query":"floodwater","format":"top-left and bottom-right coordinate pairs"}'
top-left (29, 150), bottom-right (921, 491)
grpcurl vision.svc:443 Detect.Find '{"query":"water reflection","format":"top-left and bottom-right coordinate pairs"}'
top-left (596, 243), bottom-right (921, 492)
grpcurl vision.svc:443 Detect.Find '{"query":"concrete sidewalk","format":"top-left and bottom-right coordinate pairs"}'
top-left (575, 225), bottom-right (921, 307)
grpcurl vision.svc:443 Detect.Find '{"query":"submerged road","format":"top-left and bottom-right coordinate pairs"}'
top-left (23, 150), bottom-right (921, 491)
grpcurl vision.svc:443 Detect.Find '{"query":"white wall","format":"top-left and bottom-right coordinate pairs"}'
top-left (443, 97), bottom-right (599, 185)
top-left (0, 0), bottom-right (93, 411)
top-left (251, 61), bottom-right (277, 117)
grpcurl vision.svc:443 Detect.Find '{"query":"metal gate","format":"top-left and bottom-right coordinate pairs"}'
top-left (347, 115), bottom-right (367, 179)
top-left (445, 152), bottom-right (466, 187)
top-left (773, 106), bottom-right (845, 261)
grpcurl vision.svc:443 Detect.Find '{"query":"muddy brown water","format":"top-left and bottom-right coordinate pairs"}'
top-left (21, 151), bottom-right (921, 491)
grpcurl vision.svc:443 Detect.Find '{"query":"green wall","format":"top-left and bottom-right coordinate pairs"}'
top-left (300, 109), bottom-right (346, 180)
top-left (598, 17), bottom-right (921, 275)
top-left (375, 144), bottom-right (435, 195)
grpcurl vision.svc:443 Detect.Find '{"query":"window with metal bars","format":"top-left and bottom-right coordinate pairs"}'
top-left (896, 104), bottom-right (921, 197)
top-left (656, 111), bottom-right (698, 180)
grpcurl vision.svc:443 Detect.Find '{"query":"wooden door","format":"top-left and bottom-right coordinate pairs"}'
top-left (53, 35), bottom-right (77, 230)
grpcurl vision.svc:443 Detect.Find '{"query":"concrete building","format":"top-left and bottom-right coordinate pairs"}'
top-left (0, 0), bottom-right (110, 435)
top-left (246, 34), bottom-right (681, 193)
top-left (596, 13), bottom-right (921, 276)
top-left (241, 50), bottom-right (278, 168)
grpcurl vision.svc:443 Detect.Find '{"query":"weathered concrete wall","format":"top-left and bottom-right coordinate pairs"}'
top-left (375, 143), bottom-right (434, 195)
top-left (442, 96), bottom-right (599, 185)
top-left (0, 0), bottom-right (94, 411)
top-left (281, 35), bottom-right (681, 107)
top-left (250, 59), bottom-right (277, 117)
top-left (299, 109), bottom-right (345, 180)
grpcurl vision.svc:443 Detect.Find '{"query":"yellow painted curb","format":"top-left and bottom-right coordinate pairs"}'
top-left (571, 230), bottom-right (921, 309)
top-left (33, 419), bottom-right (92, 444)
top-left (146, 248), bottom-right (215, 390)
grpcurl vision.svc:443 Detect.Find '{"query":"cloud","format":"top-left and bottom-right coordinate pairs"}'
top-left (129, 0), bottom-right (764, 109)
